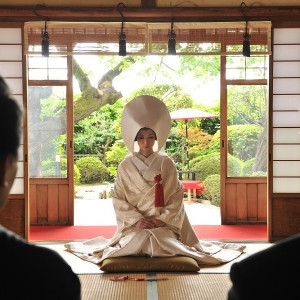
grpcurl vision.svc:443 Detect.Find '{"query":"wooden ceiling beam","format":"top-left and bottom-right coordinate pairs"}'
top-left (1, 6), bottom-right (300, 22)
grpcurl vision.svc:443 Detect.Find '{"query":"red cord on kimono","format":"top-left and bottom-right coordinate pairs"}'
top-left (154, 174), bottom-right (164, 207)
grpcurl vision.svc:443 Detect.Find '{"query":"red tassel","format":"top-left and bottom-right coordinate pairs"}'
top-left (154, 174), bottom-right (164, 207)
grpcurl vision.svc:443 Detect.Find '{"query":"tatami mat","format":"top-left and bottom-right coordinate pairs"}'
top-left (78, 273), bottom-right (232, 300)
top-left (157, 273), bottom-right (232, 300)
top-left (78, 273), bottom-right (147, 300)
top-left (37, 242), bottom-right (272, 300)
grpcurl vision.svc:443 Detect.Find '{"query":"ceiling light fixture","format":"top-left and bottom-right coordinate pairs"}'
top-left (34, 4), bottom-right (50, 57)
top-left (240, 2), bottom-right (251, 57)
top-left (117, 2), bottom-right (127, 57)
top-left (168, 18), bottom-right (176, 55)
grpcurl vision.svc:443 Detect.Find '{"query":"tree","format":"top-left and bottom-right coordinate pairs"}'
top-left (29, 57), bottom-right (137, 176)
top-left (227, 85), bottom-right (267, 173)
top-left (29, 54), bottom-right (222, 176)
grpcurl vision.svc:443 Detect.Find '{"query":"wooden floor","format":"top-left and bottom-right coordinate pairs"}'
top-left (78, 273), bottom-right (232, 300)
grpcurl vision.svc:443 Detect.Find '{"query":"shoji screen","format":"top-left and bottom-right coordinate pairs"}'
top-left (0, 26), bottom-right (27, 238)
top-left (273, 29), bottom-right (300, 192)
top-left (0, 28), bottom-right (24, 193)
top-left (271, 28), bottom-right (300, 240)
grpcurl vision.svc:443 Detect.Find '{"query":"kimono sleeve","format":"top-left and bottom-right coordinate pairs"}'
top-left (111, 160), bottom-right (144, 231)
top-left (156, 156), bottom-right (185, 234)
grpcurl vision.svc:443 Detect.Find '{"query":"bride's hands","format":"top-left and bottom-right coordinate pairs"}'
top-left (134, 218), bottom-right (165, 229)
top-left (150, 218), bottom-right (165, 228)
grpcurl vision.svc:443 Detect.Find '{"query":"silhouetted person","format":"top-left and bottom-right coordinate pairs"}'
top-left (0, 76), bottom-right (81, 300)
top-left (228, 233), bottom-right (300, 300)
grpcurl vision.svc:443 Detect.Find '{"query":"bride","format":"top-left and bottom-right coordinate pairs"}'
top-left (65, 95), bottom-right (245, 265)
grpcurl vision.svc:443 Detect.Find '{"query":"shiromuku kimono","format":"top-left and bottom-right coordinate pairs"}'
top-left (64, 151), bottom-right (245, 265)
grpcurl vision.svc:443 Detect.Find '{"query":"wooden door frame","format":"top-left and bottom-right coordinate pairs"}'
top-left (28, 61), bottom-right (74, 225)
top-left (220, 51), bottom-right (268, 225)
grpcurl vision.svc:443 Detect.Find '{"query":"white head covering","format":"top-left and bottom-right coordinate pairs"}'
top-left (121, 95), bottom-right (172, 153)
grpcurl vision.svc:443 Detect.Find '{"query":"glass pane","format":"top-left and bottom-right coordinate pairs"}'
top-left (28, 69), bottom-right (48, 80)
top-left (28, 86), bottom-right (67, 178)
top-left (227, 85), bottom-right (268, 177)
top-left (28, 54), bottom-right (68, 80)
top-left (226, 55), bottom-right (268, 80)
top-left (49, 69), bottom-right (68, 80)
top-left (28, 55), bottom-right (48, 68)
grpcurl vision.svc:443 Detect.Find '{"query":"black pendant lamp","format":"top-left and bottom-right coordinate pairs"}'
top-left (168, 19), bottom-right (176, 55)
top-left (117, 2), bottom-right (127, 57)
top-left (34, 4), bottom-right (50, 57)
top-left (41, 22), bottom-right (49, 57)
top-left (240, 2), bottom-right (251, 57)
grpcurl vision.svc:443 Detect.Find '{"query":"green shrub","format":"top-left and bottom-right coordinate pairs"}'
top-left (210, 124), bottom-right (262, 161)
top-left (190, 152), bottom-right (242, 180)
top-left (42, 157), bottom-right (67, 177)
top-left (74, 165), bottom-right (81, 185)
top-left (227, 124), bottom-right (262, 161)
top-left (203, 174), bottom-right (220, 207)
top-left (250, 170), bottom-right (267, 177)
top-left (191, 154), bottom-right (220, 181)
top-left (242, 158), bottom-right (255, 176)
top-left (76, 156), bottom-right (109, 184)
top-left (227, 154), bottom-right (243, 177)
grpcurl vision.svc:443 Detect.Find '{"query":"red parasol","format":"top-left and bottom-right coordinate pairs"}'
top-left (170, 105), bottom-right (218, 169)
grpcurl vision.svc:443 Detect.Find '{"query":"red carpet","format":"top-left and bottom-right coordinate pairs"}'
top-left (30, 225), bottom-right (267, 241)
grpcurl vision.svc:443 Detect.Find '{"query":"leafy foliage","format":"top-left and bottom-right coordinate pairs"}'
top-left (190, 152), bottom-right (242, 181)
top-left (76, 157), bottom-right (109, 184)
top-left (106, 142), bottom-right (128, 177)
top-left (227, 125), bottom-right (262, 161)
top-left (227, 85), bottom-right (267, 127)
top-left (74, 165), bottom-right (81, 185)
top-left (203, 174), bottom-right (220, 207)
top-left (74, 100), bottom-right (123, 157)
top-left (210, 124), bottom-right (263, 161)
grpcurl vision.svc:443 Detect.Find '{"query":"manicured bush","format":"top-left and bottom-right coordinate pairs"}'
top-left (250, 170), bottom-right (267, 177)
top-left (105, 142), bottom-right (128, 177)
top-left (191, 154), bottom-right (220, 181)
top-left (203, 174), bottom-right (220, 207)
top-left (42, 157), bottom-right (67, 177)
top-left (76, 156), bottom-right (109, 184)
top-left (227, 154), bottom-right (243, 177)
top-left (74, 164), bottom-right (81, 185)
top-left (190, 152), bottom-right (242, 181)
top-left (242, 158), bottom-right (255, 176)
top-left (209, 124), bottom-right (262, 161)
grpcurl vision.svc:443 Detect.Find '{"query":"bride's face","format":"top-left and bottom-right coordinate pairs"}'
top-left (136, 128), bottom-right (156, 157)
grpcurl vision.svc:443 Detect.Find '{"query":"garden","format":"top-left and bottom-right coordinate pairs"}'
top-left (28, 54), bottom-right (268, 208)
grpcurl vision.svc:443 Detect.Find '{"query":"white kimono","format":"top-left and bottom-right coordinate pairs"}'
top-left (65, 152), bottom-right (245, 265)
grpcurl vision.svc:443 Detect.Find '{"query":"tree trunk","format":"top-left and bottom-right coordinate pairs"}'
top-left (253, 119), bottom-right (267, 173)
top-left (28, 57), bottom-right (136, 177)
